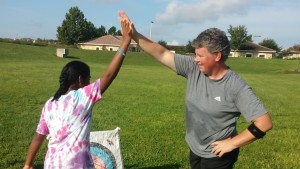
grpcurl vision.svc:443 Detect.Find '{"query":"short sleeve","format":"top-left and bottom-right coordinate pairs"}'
top-left (174, 54), bottom-right (195, 78)
top-left (81, 78), bottom-right (102, 104)
top-left (36, 106), bottom-right (49, 135)
top-left (235, 85), bottom-right (268, 122)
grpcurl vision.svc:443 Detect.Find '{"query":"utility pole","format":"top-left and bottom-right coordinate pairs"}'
top-left (150, 21), bottom-right (154, 40)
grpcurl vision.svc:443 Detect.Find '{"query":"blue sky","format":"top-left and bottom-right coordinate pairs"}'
top-left (0, 0), bottom-right (299, 49)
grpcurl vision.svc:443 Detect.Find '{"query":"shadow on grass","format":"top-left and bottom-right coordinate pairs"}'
top-left (65, 55), bottom-right (80, 59)
top-left (33, 163), bottom-right (181, 169)
top-left (126, 163), bottom-right (181, 169)
top-left (34, 163), bottom-right (44, 169)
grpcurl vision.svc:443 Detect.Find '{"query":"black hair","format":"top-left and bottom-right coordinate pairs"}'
top-left (51, 61), bottom-right (90, 101)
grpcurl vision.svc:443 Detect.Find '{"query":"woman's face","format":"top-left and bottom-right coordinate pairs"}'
top-left (194, 47), bottom-right (217, 75)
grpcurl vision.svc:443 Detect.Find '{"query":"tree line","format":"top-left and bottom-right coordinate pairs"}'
top-left (57, 6), bottom-right (121, 45)
top-left (55, 6), bottom-right (299, 56)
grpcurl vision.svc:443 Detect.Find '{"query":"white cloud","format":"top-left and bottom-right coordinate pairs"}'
top-left (167, 40), bottom-right (179, 46)
top-left (153, 0), bottom-right (300, 48)
top-left (156, 0), bottom-right (249, 24)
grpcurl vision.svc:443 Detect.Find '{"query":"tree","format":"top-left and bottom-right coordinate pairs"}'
top-left (57, 6), bottom-right (98, 44)
top-left (116, 30), bottom-right (122, 36)
top-left (287, 44), bottom-right (300, 51)
top-left (107, 26), bottom-right (117, 35)
top-left (158, 40), bottom-right (168, 49)
top-left (85, 21), bottom-right (99, 40)
top-left (185, 40), bottom-right (195, 53)
top-left (175, 46), bottom-right (186, 54)
top-left (259, 38), bottom-right (282, 52)
top-left (98, 25), bottom-right (107, 37)
top-left (227, 25), bottom-right (252, 50)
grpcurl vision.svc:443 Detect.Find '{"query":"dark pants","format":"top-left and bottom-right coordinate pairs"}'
top-left (189, 149), bottom-right (239, 169)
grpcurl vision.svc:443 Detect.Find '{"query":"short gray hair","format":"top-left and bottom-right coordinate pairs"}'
top-left (192, 28), bottom-right (230, 62)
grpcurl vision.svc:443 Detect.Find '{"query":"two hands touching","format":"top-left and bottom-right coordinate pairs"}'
top-left (118, 11), bottom-right (133, 44)
top-left (118, 11), bottom-right (133, 35)
top-left (119, 11), bottom-right (140, 42)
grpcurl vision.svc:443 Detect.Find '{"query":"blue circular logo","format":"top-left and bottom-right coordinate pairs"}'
top-left (90, 142), bottom-right (117, 169)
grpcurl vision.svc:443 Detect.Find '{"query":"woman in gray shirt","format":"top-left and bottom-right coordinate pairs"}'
top-left (119, 11), bottom-right (272, 169)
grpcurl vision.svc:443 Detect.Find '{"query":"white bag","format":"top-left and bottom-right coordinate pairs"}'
top-left (90, 127), bottom-right (123, 169)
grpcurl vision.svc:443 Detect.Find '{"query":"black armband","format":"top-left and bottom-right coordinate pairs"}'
top-left (248, 123), bottom-right (266, 139)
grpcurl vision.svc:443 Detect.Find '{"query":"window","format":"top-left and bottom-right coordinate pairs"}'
top-left (246, 53), bottom-right (252, 57)
top-left (259, 54), bottom-right (265, 58)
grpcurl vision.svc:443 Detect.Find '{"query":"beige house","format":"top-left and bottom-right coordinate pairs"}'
top-left (283, 50), bottom-right (300, 59)
top-left (230, 42), bottom-right (276, 59)
top-left (78, 35), bottom-right (138, 51)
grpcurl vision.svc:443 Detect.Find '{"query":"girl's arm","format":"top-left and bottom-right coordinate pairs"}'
top-left (100, 19), bottom-right (132, 94)
top-left (23, 133), bottom-right (46, 169)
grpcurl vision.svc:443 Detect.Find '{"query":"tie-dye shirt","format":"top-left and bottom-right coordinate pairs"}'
top-left (36, 79), bottom-right (102, 169)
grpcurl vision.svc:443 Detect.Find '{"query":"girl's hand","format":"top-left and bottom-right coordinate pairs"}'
top-left (120, 18), bottom-right (132, 43)
top-left (118, 11), bottom-right (137, 36)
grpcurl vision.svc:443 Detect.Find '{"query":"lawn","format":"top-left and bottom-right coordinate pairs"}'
top-left (0, 42), bottom-right (299, 169)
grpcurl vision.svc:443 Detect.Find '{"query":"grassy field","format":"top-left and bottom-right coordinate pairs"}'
top-left (0, 42), bottom-right (299, 169)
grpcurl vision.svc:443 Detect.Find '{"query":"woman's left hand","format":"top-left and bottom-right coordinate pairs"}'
top-left (211, 138), bottom-right (237, 157)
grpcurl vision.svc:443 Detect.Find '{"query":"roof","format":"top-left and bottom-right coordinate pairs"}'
top-left (78, 35), bottom-right (137, 46)
top-left (236, 42), bottom-right (276, 53)
top-left (248, 42), bottom-right (276, 52)
top-left (288, 50), bottom-right (300, 54)
top-left (167, 45), bottom-right (185, 50)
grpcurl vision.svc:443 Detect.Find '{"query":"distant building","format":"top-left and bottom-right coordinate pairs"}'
top-left (78, 35), bottom-right (138, 52)
top-left (18, 38), bottom-right (34, 42)
top-left (230, 42), bottom-right (276, 59)
top-left (167, 45), bottom-right (185, 54)
top-left (56, 48), bottom-right (69, 58)
top-left (283, 50), bottom-right (300, 59)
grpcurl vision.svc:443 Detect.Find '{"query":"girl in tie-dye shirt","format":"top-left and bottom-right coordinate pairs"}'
top-left (38, 78), bottom-right (102, 168)
top-left (23, 19), bottom-right (132, 169)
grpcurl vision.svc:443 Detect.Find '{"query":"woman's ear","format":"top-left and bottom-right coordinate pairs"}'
top-left (215, 51), bottom-right (222, 62)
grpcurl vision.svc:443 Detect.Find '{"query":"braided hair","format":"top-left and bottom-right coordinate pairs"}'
top-left (52, 61), bottom-right (90, 101)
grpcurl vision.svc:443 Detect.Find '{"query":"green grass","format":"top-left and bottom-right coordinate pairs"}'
top-left (0, 42), bottom-right (300, 169)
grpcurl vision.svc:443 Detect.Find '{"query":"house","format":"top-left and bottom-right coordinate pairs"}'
top-left (78, 35), bottom-right (138, 52)
top-left (230, 42), bottom-right (276, 59)
top-left (283, 50), bottom-right (300, 59)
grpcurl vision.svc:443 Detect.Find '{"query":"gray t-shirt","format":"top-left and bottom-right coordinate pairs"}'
top-left (174, 54), bottom-right (268, 158)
